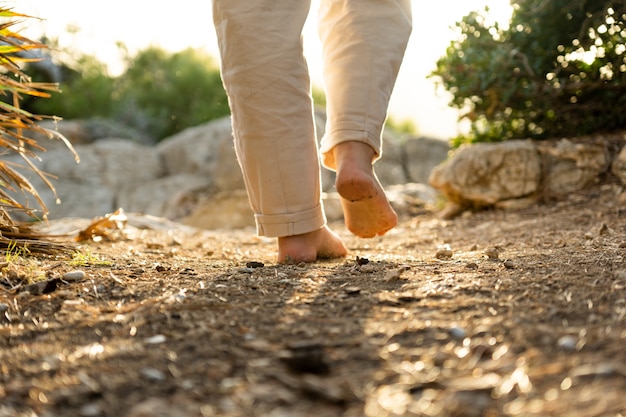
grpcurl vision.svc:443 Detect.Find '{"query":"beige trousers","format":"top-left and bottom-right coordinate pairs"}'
top-left (213, 0), bottom-right (412, 237)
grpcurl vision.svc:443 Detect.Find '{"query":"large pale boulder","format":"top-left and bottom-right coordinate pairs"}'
top-left (156, 116), bottom-right (244, 193)
top-left (7, 139), bottom-right (163, 220)
top-left (117, 174), bottom-right (212, 221)
top-left (429, 140), bottom-right (542, 208)
top-left (537, 139), bottom-right (609, 195)
top-left (181, 190), bottom-right (255, 230)
top-left (30, 119), bottom-right (147, 150)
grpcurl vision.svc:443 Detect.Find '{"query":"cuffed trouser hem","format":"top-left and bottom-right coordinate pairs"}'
top-left (255, 204), bottom-right (326, 238)
top-left (319, 127), bottom-right (381, 171)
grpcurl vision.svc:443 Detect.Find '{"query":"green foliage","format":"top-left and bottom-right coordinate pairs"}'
top-left (28, 46), bottom-right (230, 142)
top-left (311, 86), bottom-right (418, 137)
top-left (385, 116), bottom-right (419, 137)
top-left (30, 54), bottom-right (116, 119)
top-left (431, 0), bottom-right (626, 147)
top-left (115, 47), bottom-right (230, 140)
top-left (311, 86), bottom-right (327, 107)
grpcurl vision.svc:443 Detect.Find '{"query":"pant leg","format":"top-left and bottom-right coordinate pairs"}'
top-left (213, 0), bottom-right (326, 237)
top-left (317, 0), bottom-right (412, 170)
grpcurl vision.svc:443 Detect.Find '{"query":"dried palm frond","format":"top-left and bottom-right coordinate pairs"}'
top-left (0, 223), bottom-right (75, 255)
top-left (0, 7), bottom-right (77, 255)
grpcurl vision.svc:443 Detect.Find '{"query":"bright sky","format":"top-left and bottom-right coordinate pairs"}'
top-left (14, 0), bottom-right (512, 139)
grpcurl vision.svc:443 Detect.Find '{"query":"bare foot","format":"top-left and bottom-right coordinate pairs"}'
top-left (333, 141), bottom-right (398, 238)
top-left (277, 226), bottom-right (348, 263)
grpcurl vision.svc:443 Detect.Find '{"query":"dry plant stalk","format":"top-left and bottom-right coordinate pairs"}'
top-left (0, 8), bottom-right (78, 255)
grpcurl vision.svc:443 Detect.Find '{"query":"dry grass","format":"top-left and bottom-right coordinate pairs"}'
top-left (0, 7), bottom-right (76, 256)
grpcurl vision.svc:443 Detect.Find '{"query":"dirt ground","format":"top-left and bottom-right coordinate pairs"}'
top-left (1, 184), bottom-right (625, 417)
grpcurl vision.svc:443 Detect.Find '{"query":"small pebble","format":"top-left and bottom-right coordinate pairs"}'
top-left (435, 249), bottom-right (453, 260)
top-left (63, 270), bottom-right (86, 282)
top-left (484, 247), bottom-right (501, 260)
top-left (557, 335), bottom-right (577, 351)
top-left (450, 326), bottom-right (467, 340)
top-left (384, 269), bottom-right (402, 282)
top-left (79, 403), bottom-right (103, 417)
top-left (503, 259), bottom-right (516, 269)
top-left (145, 334), bottom-right (167, 345)
top-left (140, 367), bottom-right (166, 381)
top-left (344, 286), bottom-right (361, 295)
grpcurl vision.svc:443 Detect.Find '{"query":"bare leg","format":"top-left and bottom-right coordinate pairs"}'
top-left (333, 141), bottom-right (398, 238)
top-left (277, 226), bottom-right (348, 263)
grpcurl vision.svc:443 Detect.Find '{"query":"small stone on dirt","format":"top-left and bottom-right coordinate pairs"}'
top-left (384, 269), bottom-right (403, 282)
top-left (484, 246), bottom-right (503, 260)
top-left (144, 335), bottom-right (167, 345)
top-left (63, 270), bottom-right (86, 282)
top-left (557, 335), bottom-right (578, 351)
top-left (450, 326), bottom-right (467, 340)
top-left (503, 259), bottom-right (516, 269)
top-left (344, 286), bottom-right (361, 295)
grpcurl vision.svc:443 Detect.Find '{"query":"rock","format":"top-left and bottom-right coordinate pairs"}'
top-left (79, 403), bottom-right (103, 417)
top-left (125, 398), bottom-right (192, 417)
top-left (31, 180), bottom-right (117, 221)
top-left (557, 335), bottom-right (578, 351)
top-left (30, 118), bottom-right (147, 150)
top-left (6, 138), bottom-right (163, 220)
top-left (387, 182), bottom-right (440, 212)
top-left (537, 138), bottom-right (609, 195)
top-left (611, 143), bottom-right (626, 184)
top-left (428, 135), bottom-right (622, 217)
top-left (156, 116), bottom-right (244, 193)
top-left (450, 326), bottom-right (467, 340)
top-left (62, 270), bottom-right (86, 282)
top-left (376, 130), bottom-right (409, 186)
top-left (118, 174), bottom-right (211, 221)
top-left (181, 190), bottom-right (255, 230)
top-left (404, 136), bottom-right (450, 184)
top-left (429, 139), bottom-right (541, 209)
top-left (89, 139), bottom-right (164, 189)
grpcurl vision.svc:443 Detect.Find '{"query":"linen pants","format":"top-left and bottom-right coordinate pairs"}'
top-left (213, 0), bottom-right (412, 237)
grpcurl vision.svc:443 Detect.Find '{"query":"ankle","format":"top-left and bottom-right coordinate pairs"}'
top-left (332, 141), bottom-right (376, 172)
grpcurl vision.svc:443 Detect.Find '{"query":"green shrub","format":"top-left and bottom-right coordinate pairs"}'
top-left (28, 45), bottom-right (230, 142)
top-left (115, 46), bottom-right (229, 141)
top-left (29, 54), bottom-right (116, 121)
top-left (431, 1), bottom-right (626, 147)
